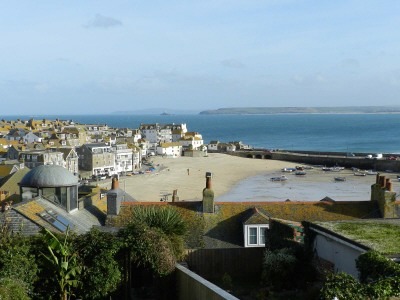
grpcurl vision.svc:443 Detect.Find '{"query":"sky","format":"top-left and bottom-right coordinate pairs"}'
top-left (1, 1), bottom-right (400, 115)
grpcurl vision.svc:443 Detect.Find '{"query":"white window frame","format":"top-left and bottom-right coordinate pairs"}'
top-left (244, 224), bottom-right (269, 247)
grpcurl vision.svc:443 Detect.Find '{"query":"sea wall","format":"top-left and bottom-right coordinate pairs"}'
top-left (231, 150), bottom-right (400, 172)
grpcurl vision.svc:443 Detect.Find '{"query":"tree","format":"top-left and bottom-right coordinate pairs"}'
top-left (0, 278), bottom-right (30, 300)
top-left (319, 272), bottom-right (365, 300)
top-left (40, 227), bottom-right (81, 300)
top-left (262, 248), bottom-right (297, 291)
top-left (73, 228), bottom-right (122, 299)
top-left (0, 235), bottom-right (38, 298)
top-left (128, 205), bottom-right (187, 261)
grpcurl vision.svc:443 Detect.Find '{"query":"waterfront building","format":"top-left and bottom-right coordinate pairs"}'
top-left (140, 123), bottom-right (187, 145)
top-left (156, 142), bottom-right (182, 157)
top-left (77, 143), bottom-right (116, 177)
top-left (112, 143), bottom-right (133, 175)
top-left (179, 132), bottom-right (204, 150)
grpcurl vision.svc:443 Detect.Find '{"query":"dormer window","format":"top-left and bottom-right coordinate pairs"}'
top-left (246, 225), bottom-right (268, 246)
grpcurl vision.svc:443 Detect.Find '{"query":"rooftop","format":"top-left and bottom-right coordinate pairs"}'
top-left (315, 219), bottom-right (400, 255)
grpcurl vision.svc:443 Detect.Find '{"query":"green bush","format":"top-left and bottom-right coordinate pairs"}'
top-left (319, 272), bottom-right (365, 300)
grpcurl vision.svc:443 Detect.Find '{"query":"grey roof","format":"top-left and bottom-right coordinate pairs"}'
top-left (20, 165), bottom-right (78, 187)
top-left (8, 197), bottom-right (103, 235)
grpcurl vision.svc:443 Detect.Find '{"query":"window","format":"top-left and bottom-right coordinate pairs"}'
top-left (259, 227), bottom-right (266, 244)
top-left (249, 227), bottom-right (257, 245)
top-left (245, 225), bottom-right (269, 247)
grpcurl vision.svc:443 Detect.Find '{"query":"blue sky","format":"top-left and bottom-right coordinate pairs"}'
top-left (1, 1), bottom-right (400, 115)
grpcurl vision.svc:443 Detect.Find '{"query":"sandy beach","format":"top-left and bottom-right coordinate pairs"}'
top-left (100, 153), bottom-right (400, 202)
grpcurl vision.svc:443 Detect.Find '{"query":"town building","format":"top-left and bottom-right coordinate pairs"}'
top-left (76, 143), bottom-right (116, 177)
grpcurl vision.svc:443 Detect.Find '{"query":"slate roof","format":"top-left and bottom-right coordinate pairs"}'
top-left (5, 197), bottom-right (103, 235)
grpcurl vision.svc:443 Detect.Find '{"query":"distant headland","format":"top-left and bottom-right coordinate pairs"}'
top-left (199, 106), bottom-right (400, 115)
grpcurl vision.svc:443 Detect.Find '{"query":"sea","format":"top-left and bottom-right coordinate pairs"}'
top-left (4, 113), bottom-right (400, 201)
top-left (5, 113), bottom-right (400, 153)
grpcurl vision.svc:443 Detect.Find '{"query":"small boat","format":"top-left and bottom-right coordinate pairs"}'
top-left (295, 166), bottom-right (304, 171)
top-left (271, 175), bottom-right (288, 182)
top-left (295, 171), bottom-right (306, 176)
top-left (334, 177), bottom-right (346, 182)
top-left (322, 166), bottom-right (344, 172)
top-left (354, 172), bottom-right (367, 176)
top-left (281, 167), bottom-right (296, 172)
top-left (366, 170), bottom-right (378, 175)
top-left (303, 165), bottom-right (314, 170)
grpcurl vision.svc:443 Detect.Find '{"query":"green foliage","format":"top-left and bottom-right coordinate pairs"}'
top-left (129, 206), bottom-right (187, 261)
top-left (131, 206), bottom-right (187, 236)
top-left (262, 248), bottom-right (297, 291)
top-left (0, 235), bottom-right (37, 297)
top-left (0, 277), bottom-right (30, 300)
top-left (73, 228), bottom-right (122, 300)
top-left (120, 222), bottom-right (177, 276)
top-left (321, 252), bottom-right (400, 300)
top-left (40, 227), bottom-right (81, 300)
top-left (319, 272), bottom-right (365, 300)
top-left (356, 251), bottom-right (400, 283)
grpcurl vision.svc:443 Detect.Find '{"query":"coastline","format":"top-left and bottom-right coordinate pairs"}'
top-left (99, 153), bottom-right (400, 202)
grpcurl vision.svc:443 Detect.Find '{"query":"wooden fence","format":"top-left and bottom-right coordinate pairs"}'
top-left (184, 247), bottom-right (265, 280)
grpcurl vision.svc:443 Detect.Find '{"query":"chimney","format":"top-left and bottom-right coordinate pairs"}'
top-left (107, 176), bottom-right (121, 215)
top-left (172, 189), bottom-right (178, 202)
top-left (202, 172), bottom-right (214, 213)
top-left (379, 175), bottom-right (386, 188)
top-left (111, 177), bottom-right (119, 190)
top-left (386, 178), bottom-right (392, 192)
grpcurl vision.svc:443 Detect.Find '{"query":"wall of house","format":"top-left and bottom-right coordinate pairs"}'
top-left (176, 264), bottom-right (239, 300)
top-left (313, 233), bottom-right (365, 278)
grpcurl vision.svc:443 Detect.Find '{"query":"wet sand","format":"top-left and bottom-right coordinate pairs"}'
top-left (101, 153), bottom-right (400, 202)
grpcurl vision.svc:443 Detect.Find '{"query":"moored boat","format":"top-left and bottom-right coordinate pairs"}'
top-left (295, 171), bottom-right (306, 176)
top-left (366, 170), bottom-right (378, 175)
top-left (271, 175), bottom-right (288, 181)
top-left (334, 177), bottom-right (346, 182)
top-left (354, 172), bottom-right (367, 176)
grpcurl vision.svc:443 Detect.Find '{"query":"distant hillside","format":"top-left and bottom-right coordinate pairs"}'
top-left (199, 106), bottom-right (400, 115)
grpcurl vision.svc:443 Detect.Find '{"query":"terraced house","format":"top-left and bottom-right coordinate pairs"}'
top-left (77, 143), bottom-right (116, 177)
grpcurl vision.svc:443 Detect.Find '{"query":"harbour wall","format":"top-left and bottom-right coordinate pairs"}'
top-left (230, 150), bottom-right (400, 172)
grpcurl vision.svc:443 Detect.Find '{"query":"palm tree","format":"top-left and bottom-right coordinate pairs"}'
top-left (119, 206), bottom-right (187, 275)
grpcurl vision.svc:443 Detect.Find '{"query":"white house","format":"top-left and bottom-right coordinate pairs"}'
top-left (156, 142), bottom-right (182, 157)
top-left (112, 143), bottom-right (133, 174)
top-left (207, 141), bottom-right (219, 151)
top-left (179, 132), bottom-right (204, 150)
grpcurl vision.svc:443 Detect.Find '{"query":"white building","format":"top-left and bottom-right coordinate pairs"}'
top-left (140, 123), bottom-right (187, 144)
top-left (179, 132), bottom-right (204, 150)
top-left (112, 144), bottom-right (133, 174)
top-left (156, 142), bottom-right (182, 157)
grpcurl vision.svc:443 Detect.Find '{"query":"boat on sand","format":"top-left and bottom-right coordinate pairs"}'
top-left (271, 175), bottom-right (288, 182)
top-left (334, 177), bottom-right (346, 182)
